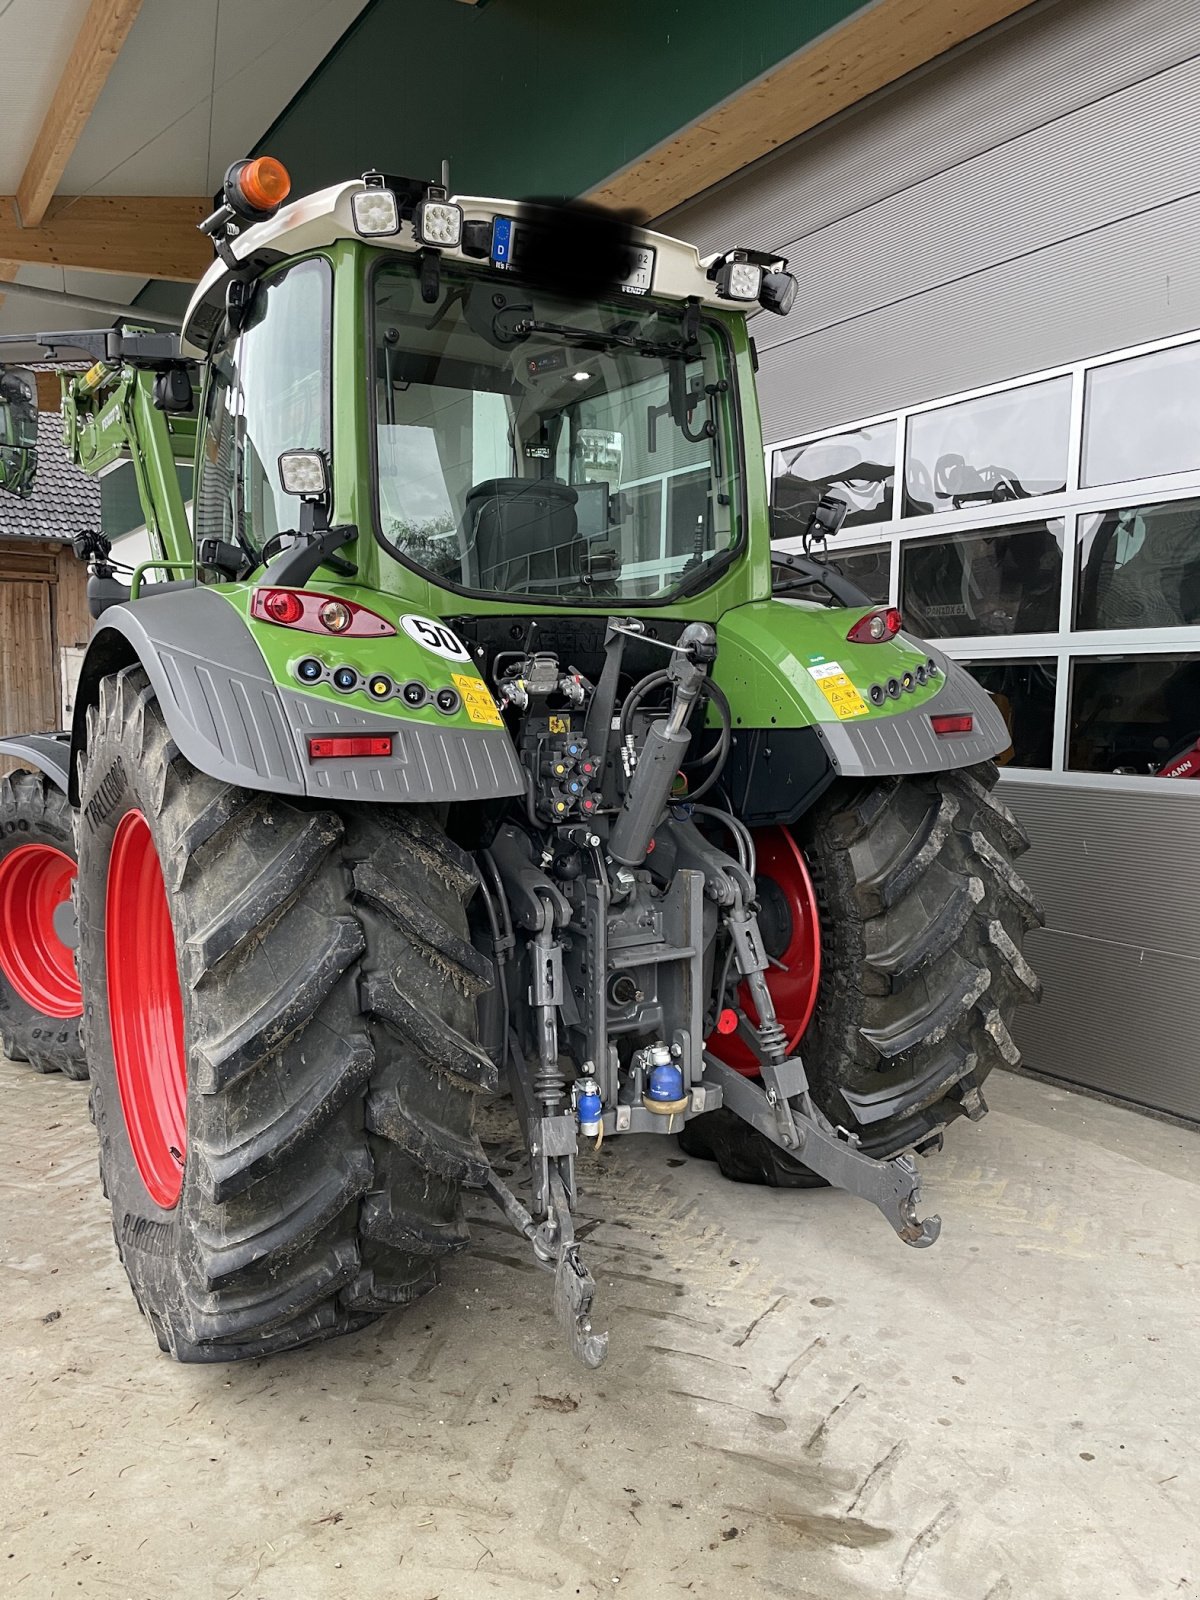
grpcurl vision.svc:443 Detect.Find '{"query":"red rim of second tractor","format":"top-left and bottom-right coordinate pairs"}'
top-left (0, 843), bottom-right (83, 1019)
top-left (106, 810), bottom-right (188, 1210)
top-left (705, 825), bottom-right (822, 1076)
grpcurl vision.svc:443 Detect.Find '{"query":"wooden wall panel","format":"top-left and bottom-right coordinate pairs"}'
top-left (54, 545), bottom-right (91, 652)
top-left (0, 541), bottom-right (92, 775)
top-left (0, 579), bottom-right (55, 777)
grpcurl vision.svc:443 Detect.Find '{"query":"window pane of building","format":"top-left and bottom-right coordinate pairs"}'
top-left (828, 545), bottom-right (891, 602)
top-left (1068, 654), bottom-right (1200, 776)
top-left (900, 520), bottom-right (1064, 638)
top-left (1082, 342), bottom-right (1200, 487)
top-left (903, 377), bottom-right (1071, 516)
top-left (772, 422), bottom-right (895, 531)
top-left (960, 658), bottom-right (1057, 770)
top-left (1076, 497), bottom-right (1200, 631)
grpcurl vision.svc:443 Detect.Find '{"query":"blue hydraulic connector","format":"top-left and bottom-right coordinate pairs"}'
top-left (646, 1061), bottom-right (685, 1103)
top-left (575, 1077), bottom-right (603, 1136)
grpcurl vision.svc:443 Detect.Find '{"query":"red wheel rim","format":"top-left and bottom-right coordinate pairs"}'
top-left (706, 826), bottom-right (822, 1076)
top-left (106, 811), bottom-right (187, 1209)
top-left (0, 843), bottom-right (82, 1018)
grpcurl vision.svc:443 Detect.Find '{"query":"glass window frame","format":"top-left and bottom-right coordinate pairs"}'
top-left (764, 326), bottom-right (1200, 787)
top-left (194, 252), bottom-right (334, 563)
top-left (364, 254), bottom-right (748, 610)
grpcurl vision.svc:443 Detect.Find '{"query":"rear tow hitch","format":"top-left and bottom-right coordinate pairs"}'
top-left (483, 1165), bottom-right (609, 1368)
top-left (703, 1054), bottom-right (941, 1248)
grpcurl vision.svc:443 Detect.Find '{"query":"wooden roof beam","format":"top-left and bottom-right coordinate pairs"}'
top-left (587, 0), bottom-right (1039, 219)
top-left (0, 195), bottom-right (212, 282)
top-left (15, 0), bottom-right (146, 230)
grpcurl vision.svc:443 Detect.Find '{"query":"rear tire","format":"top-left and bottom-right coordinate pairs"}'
top-left (76, 666), bottom-right (495, 1361)
top-left (0, 770), bottom-right (87, 1079)
top-left (682, 762), bottom-right (1042, 1182)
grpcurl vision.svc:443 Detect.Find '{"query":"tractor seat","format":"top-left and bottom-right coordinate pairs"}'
top-left (465, 477), bottom-right (583, 595)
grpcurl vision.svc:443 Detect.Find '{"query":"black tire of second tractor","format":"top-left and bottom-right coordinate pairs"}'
top-left (0, 770), bottom-right (88, 1079)
top-left (75, 666), bottom-right (496, 1361)
top-left (680, 762), bottom-right (1043, 1185)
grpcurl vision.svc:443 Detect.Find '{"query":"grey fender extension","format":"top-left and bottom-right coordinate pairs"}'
top-left (68, 588), bottom-right (524, 804)
top-left (813, 650), bottom-right (1010, 777)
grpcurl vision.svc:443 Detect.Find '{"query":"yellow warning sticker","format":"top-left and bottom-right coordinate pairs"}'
top-left (547, 715), bottom-right (571, 734)
top-left (808, 660), bottom-right (870, 720)
top-left (452, 673), bottom-right (504, 727)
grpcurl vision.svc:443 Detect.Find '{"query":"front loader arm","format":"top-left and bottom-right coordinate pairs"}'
top-left (62, 363), bottom-right (195, 570)
top-left (0, 324), bottom-right (196, 571)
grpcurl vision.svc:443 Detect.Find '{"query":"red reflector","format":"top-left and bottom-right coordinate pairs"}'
top-left (846, 607), bottom-right (902, 643)
top-left (308, 735), bottom-right (393, 760)
top-left (262, 589), bottom-right (304, 624)
top-left (716, 1008), bottom-right (739, 1035)
top-left (931, 714), bottom-right (973, 736)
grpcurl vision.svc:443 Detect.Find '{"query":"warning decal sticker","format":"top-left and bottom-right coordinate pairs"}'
top-left (808, 660), bottom-right (870, 720)
top-left (451, 672), bottom-right (504, 727)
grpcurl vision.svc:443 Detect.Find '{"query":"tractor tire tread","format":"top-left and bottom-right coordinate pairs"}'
top-left (76, 664), bottom-right (491, 1363)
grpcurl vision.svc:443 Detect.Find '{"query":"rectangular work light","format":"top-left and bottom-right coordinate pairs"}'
top-left (415, 196), bottom-right (463, 249)
top-left (715, 257), bottom-right (763, 301)
top-left (352, 185), bottom-right (402, 237)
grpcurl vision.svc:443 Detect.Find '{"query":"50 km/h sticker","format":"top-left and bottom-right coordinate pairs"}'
top-left (808, 660), bottom-right (870, 719)
top-left (401, 615), bottom-right (471, 661)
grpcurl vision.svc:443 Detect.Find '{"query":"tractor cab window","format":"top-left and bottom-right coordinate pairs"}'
top-left (370, 262), bottom-right (739, 603)
top-left (195, 257), bottom-right (331, 560)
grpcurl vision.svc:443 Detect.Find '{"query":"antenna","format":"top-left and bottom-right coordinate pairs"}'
top-left (440, 158), bottom-right (451, 192)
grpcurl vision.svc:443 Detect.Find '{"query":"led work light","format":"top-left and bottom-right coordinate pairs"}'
top-left (715, 257), bottom-right (763, 301)
top-left (277, 449), bottom-right (328, 499)
top-left (415, 195), bottom-right (464, 249)
top-left (352, 186), bottom-right (401, 237)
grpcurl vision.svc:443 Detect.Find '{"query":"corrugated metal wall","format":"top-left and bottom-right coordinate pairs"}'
top-left (668, 0), bottom-right (1200, 1121)
top-left (668, 0), bottom-right (1200, 441)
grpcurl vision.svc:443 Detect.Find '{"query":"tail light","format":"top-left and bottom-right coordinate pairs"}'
top-left (847, 607), bottom-right (903, 643)
top-left (931, 713), bottom-right (974, 736)
top-left (308, 735), bottom-right (393, 760)
top-left (251, 589), bottom-right (395, 637)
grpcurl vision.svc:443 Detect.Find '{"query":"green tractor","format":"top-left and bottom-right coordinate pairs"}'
top-left (0, 157), bottom-right (1040, 1366)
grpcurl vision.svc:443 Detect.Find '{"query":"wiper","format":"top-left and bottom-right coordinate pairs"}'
top-left (511, 317), bottom-right (691, 362)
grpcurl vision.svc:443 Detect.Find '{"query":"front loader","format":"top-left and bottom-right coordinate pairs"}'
top-left (0, 158), bottom-right (1041, 1366)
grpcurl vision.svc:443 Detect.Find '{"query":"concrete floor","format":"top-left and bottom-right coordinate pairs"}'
top-left (1, 1060), bottom-right (1196, 1600)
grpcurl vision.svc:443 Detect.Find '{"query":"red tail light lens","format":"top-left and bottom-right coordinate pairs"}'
top-left (262, 589), bottom-right (303, 625)
top-left (251, 589), bottom-right (396, 637)
top-left (931, 714), bottom-right (974, 736)
top-left (847, 607), bottom-right (903, 643)
top-left (308, 735), bottom-right (393, 760)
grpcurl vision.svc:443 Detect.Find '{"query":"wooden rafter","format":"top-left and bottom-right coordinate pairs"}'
top-left (587, 0), bottom-right (1039, 219)
top-left (15, 0), bottom-right (146, 229)
top-left (0, 195), bottom-right (212, 282)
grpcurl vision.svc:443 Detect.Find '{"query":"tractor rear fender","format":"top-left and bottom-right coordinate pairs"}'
top-left (62, 586), bottom-right (525, 807)
top-left (714, 600), bottom-right (1010, 778)
top-left (0, 731), bottom-right (72, 793)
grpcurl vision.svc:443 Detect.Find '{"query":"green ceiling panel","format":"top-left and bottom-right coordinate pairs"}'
top-left (253, 0), bottom-right (867, 201)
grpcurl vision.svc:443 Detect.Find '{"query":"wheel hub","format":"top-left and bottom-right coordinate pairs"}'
top-left (0, 842), bottom-right (83, 1018)
top-left (705, 825), bottom-right (821, 1075)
